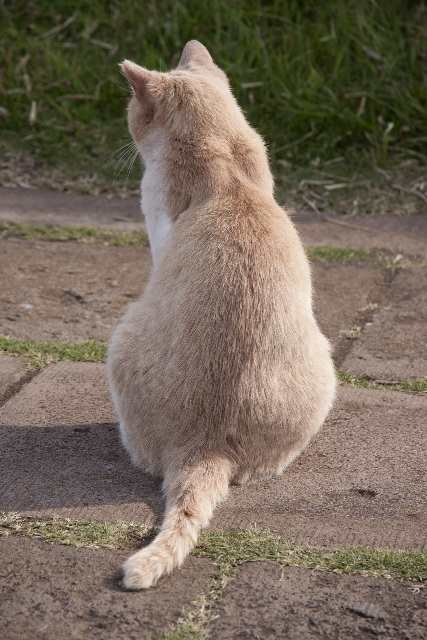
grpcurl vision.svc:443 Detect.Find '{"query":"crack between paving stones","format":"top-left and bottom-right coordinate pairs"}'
top-left (0, 367), bottom-right (40, 408)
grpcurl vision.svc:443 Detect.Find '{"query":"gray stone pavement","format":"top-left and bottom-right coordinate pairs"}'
top-left (0, 188), bottom-right (426, 638)
top-left (1, 367), bottom-right (425, 547)
top-left (1, 536), bottom-right (214, 640)
top-left (0, 353), bottom-right (29, 405)
top-left (211, 563), bottom-right (427, 640)
top-left (342, 267), bottom-right (427, 381)
top-left (0, 187), bottom-right (142, 231)
top-left (0, 238), bottom-right (152, 343)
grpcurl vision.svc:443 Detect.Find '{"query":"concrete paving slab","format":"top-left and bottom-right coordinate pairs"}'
top-left (0, 536), bottom-right (214, 640)
top-left (0, 187), bottom-right (143, 231)
top-left (211, 563), bottom-right (427, 640)
top-left (0, 420), bottom-right (162, 523)
top-left (212, 386), bottom-right (427, 549)
top-left (0, 237), bottom-right (151, 342)
top-left (0, 362), bottom-right (162, 523)
top-left (1, 361), bottom-right (425, 547)
top-left (0, 354), bottom-right (29, 405)
top-left (342, 267), bottom-right (427, 380)
top-left (311, 261), bottom-right (384, 359)
top-left (0, 362), bottom-right (117, 427)
top-left (294, 210), bottom-right (427, 257)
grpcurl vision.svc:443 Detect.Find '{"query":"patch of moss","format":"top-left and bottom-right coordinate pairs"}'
top-left (0, 222), bottom-right (148, 246)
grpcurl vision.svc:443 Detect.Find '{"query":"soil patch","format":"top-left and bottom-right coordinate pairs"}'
top-left (0, 536), bottom-right (213, 640)
top-left (211, 562), bottom-right (427, 639)
top-left (311, 261), bottom-right (384, 363)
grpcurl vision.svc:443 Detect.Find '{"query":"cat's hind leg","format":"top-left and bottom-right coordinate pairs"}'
top-left (122, 455), bottom-right (233, 590)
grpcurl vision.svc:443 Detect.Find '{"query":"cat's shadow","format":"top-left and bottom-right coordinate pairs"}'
top-left (1, 422), bottom-right (165, 524)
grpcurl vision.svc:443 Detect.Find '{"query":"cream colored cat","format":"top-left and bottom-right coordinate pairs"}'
top-left (107, 40), bottom-right (336, 590)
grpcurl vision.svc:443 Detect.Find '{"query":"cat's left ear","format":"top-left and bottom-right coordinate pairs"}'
top-left (120, 60), bottom-right (166, 106)
top-left (178, 40), bottom-right (214, 68)
top-left (177, 40), bottom-right (228, 83)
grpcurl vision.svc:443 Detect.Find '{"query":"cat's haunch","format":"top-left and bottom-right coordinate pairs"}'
top-left (107, 39), bottom-right (336, 590)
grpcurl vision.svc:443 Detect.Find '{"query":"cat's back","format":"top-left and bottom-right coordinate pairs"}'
top-left (116, 179), bottom-right (319, 410)
top-left (152, 179), bottom-right (312, 319)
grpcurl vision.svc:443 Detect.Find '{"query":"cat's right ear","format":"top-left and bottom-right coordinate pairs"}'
top-left (120, 60), bottom-right (164, 107)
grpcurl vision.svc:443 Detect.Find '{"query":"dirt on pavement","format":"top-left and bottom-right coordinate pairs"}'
top-left (0, 238), bottom-right (151, 343)
top-left (342, 267), bottom-right (427, 380)
top-left (211, 563), bottom-right (427, 640)
top-left (0, 536), bottom-right (214, 640)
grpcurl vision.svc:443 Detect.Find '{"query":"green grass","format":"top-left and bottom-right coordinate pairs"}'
top-left (195, 528), bottom-right (427, 582)
top-left (0, 335), bottom-right (107, 369)
top-left (306, 246), bottom-right (374, 262)
top-left (337, 371), bottom-right (427, 393)
top-left (2, 513), bottom-right (425, 640)
top-left (0, 222), bottom-right (148, 245)
top-left (0, 1), bottom-right (426, 212)
top-left (0, 513), bottom-right (151, 549)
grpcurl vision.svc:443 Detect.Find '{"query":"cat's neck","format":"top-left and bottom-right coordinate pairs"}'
top-left (140, 128), bottom-right (274, 265)
top-left (140, 131), bottom-right (172, 266)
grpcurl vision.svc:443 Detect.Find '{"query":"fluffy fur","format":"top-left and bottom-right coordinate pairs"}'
top-left (107, 40), bottom-right (336, 590)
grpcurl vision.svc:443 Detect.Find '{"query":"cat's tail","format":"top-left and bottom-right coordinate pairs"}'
top-left (122, 455), bottom-right (233, 590)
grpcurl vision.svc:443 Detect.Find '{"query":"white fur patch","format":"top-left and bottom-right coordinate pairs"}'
top-left (140, 132), bottom-right (172, 266)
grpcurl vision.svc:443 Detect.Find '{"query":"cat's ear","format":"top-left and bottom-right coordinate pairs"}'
top-left (178, 40), bottom-right (214, 69)
top-left (120, 60), bottom-right (166, 105)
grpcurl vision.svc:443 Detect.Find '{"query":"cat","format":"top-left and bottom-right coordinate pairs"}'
top-left (107, 40), bottom-right (336, 590)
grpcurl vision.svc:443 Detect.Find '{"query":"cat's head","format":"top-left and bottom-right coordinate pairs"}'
top-left (120, 40), bottom-right (273, 194)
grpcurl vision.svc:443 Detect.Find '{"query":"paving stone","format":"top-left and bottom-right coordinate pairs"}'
top-left (0, 354), bottom-right (29, 404)
top-left (210, 563), bottom-right (427, 640)
top-left (0, 419), bottom-right (162, 523)
top-left (294, 210), bottom-right (427, 257)
top-left (0, 362), bottom-right (161, 522)
top-left (311, 261), bottom-right (384, 356)
top-left (0, 237), bottom-right (151, 342)
top-left (0, 362), bottom-right (117, 427)
top-left (1, 362), bottom-right (425, 547)
top-left (0, 536), bottom-right (214, 640)
top-left (342, 267), bottom-right (427, 380)
top-left (211, 386), bottom-right (427, 549)
top-left (0, 187), bottom-right (143, 231)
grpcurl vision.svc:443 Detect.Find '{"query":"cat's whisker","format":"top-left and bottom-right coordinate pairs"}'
top-left (112, 146), bottom-right (138, 183)
top-left (113, 147), bottom-right (135, 173)
top-left (104, 141), bottom-right (134, 167)
top-left (123, 149), bottom-right (140, 190)
top-left (111, 140), bottom-right (138, 175)
top-left (111, 83), bottom-right (133, 94)
top-left (109, 147), bottom-right (137, 180)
